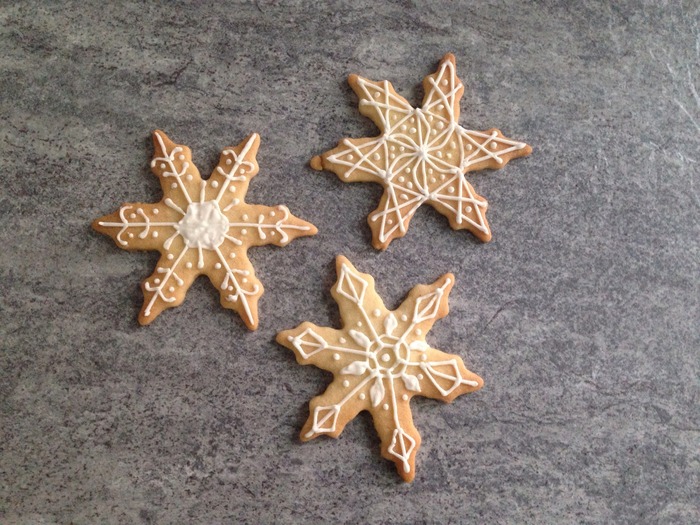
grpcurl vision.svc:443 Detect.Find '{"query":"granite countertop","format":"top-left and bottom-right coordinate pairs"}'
top-left (1, 1), bottom-right (698, 523)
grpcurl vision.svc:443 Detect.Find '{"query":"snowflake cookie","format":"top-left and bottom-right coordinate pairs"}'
top-left (310, 53), bottom-right (532, 250)
top-left (277, 256), bottom-right (483, 481)
top-left (93, 131), bottom-right (317, 329)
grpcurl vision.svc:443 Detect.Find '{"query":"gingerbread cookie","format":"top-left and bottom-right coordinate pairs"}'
top-left (310, 53), bottom-right (532, 249)
top-left (93, 131), bottom-right (317, 329)
top-left (277, 256), bottom-right (483, 481)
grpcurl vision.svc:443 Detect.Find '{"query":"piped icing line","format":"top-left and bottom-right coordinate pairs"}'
top-left (311, 53), bottom-right (531, 249)
top-left (152, 131), bottom-right (193, 204)
top-left (277, 256), bottom-right (483, 481)
top-left (93, 130), bottom-right (317, 328)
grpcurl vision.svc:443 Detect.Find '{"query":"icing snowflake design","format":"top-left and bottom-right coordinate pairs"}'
top-left (93, 131), bottom-right (317, 329)
top-left (277, 256), bottom-right (483, 481)
top-left (311, 53), bottom-right (532, 250)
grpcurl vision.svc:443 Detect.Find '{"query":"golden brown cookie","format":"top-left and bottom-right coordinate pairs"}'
top-left (311, 53), bottom-right (532, 249)
top-left (277, 256), bottom-right (483, 481)
top-left (93, 131), bottom-right (317, 329)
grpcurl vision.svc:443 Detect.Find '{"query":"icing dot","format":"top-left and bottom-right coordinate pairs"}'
top-left (448, 187), bottom-right (455, 194)
top-left (402, 394), bottom-right (409, 401)
top-left (442, 79), bottom-right (448, 86)
top-left (438, 104), bottom-right (444, 110)
top-left (186, 262), bottom-right (192, 269)
top-left (373, 309), bottom-right (381, 317)
top-left (374, 92), bottom-right (380, 99)
top-left (242, 214), bottom-right (248, 220)
top-left (407, 182), bottom-right (413, 189)
top-left (166, 253), bottom-right (173, 260)
top-left (383, 403), bottom-right (389, 410)
top-left (390, 154), bottom-right (396, 159)
top-left (152, 209), bottom-right (159, 215)
top-left (450, 141), bottom-right (456, 149)
top-left (342, 380), bottom-right (350, 387)
top-left (186, 174), bottom-right (193, 181)
top-left (270, 211), bottom-right (276, 217)
top-left (178, 154), bottom-right (185, 161)
top-left (152, 231), bottom-right (158, 238)
top-left (466, 144), bottom-right (473, 151)
top-left (430, 177), bottom-right (436, 184)
top-left (399, 146), bottom-right (405, 152)
top-left (398, 176), bottom-right (405, 183)
top-left (347, 154), bottom-right (354, 160)
top-left (390, 145), bottom-right (395, 152)
top-left (154, 278), bottom-right (161, 284)
top-left (226, 158), bottom-right (232, 165)
top-left (128, 233), bottom-right (134, 238)
top-left (417, 374), bottom-right (424, 380)
top-left (410, 128), bottom-right (417, 134)
top-left (465, 206), bottom-right (472, 213)
top-left (160, 163), bottom-right (166, 169)
top-left (436, 151), bottom-right (443, 159)
top-left (270, 231), bottom-right (276, 236)
top-left (400, 314), bottom-right (408, 321)
top-left (431, 129), bottom-right (437, 136)
top-left (401, 125), bottom-right (407, 131)
top-left (359, 393), bottom-right (366, 400)
top-left (211, 180), bottom-right (219, 188)
top-left (232, 199), bottom-right (240, 205)
top-left (415, 329), bottom-right (422, 335)
top-left (401, 194), bottom-right (408, 201)
top-left (229, 186), bottom-right (236, 192)
top-left (409, 117), bottom-right (415, 123)
top-left (170, 183), bottom-right (177, 189)
top-left (437, 122), bottom-right (445, 130)
top-left (129, 213), bottom-right (136, 219)
top-left (339, 337), bottom-right (347, 344)
top-left (228, 286), bottom-right (234, 291)
top-left (421, 354), bottom-right (428, 361)
top-left (230, 252), bottom-right (236, 258)
top-left (242, 277), bottom-right (248, 283)
top-left (168, 286), bottom-right (175, 292)
top-left (241, 229), bottom-right (247, 235)
top-left (440, 173), bottom-right (446, 180)
top-left (214, 262), bottom-right (222, 269)
top-left (387, 219), bottom-right (393, 225)
top-left (239, 168), bottom-right (245, 174)
top-left (333, 353), bottom-right (340, 360)
top-left (393, 114), bottom-right (398, 120)
top-left (381, 354), bottom-right (390, 362)
top-left (373, 153), bottom-right (380, 160)
top-left (356, 321), bottom-right (363, 327)
top-left (428, 168), bottom-right (433, 174)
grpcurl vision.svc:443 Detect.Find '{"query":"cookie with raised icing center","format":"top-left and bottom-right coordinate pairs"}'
top-left (93, 130), bottom-right (317, 329)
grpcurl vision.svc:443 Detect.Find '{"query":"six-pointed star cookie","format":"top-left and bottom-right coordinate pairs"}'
top-left (93, 131), bottom-right (317, 329)
top-left (277, 256), bottom-right (483, 481)
top-left (310, 53), bottom-right (532, 250)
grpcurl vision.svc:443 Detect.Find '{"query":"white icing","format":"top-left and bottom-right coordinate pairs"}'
top-left (176, 201), bottom-right (228, 249)
top-left (323, 57), bottom-right (529, 244)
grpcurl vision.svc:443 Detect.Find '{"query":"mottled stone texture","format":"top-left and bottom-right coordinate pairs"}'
top-left (1, 1), bottom-right (698, 523)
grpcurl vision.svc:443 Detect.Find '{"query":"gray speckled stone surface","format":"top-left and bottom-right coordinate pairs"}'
top-left (1, 1), bottom-right (699, 523)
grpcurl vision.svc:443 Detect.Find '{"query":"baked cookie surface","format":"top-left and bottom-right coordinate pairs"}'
top-left (311, 53), bottom-right (531, 249)
top-left (93, 131), bottom-right (317, 329)
top-left (277, 256), bottom-right (483, 481)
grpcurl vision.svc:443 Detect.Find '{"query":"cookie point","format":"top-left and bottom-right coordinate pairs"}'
top-left (441, 52), bottom-right (457, 65)
top-left (348, 73), bottom-right (360, 85)
top-left (310, 155), bottom-right (323, 171)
